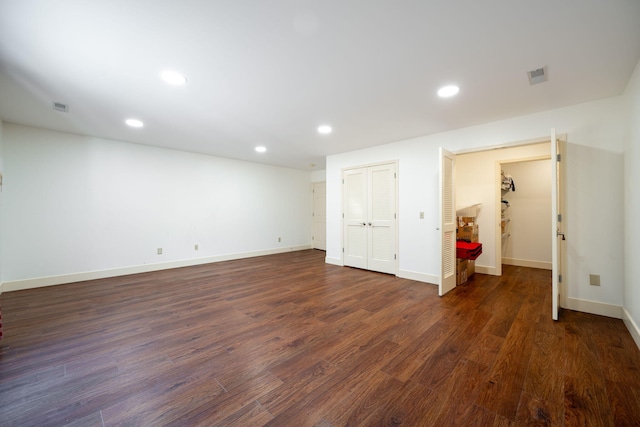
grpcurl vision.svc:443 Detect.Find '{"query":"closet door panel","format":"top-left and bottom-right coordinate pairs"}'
top-left (368, 163), bottom-right (397, 274)
top-left (343, 168), bottom-right (368, 269)
top-left (370, 227), bottom-right (392, 260)
top-left (346, 227), bottom-right (367, 266)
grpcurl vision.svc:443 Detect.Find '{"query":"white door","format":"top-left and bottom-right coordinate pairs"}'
top-left (343, 163), bottom-right (397, 274)
top-left (367, 164), bottom-right (397, 274)
top-left (344, 168), bottom-right (368, 269)
top-left (551, 129), bottom-right (565, 320)
top-left (312, 182), bottom-right (326, 250)
top-left (439, 148), bottom-right (456, 296)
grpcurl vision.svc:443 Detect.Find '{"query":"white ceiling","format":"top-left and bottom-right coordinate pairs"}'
top-left (1, 1), bottom-right (639, 170)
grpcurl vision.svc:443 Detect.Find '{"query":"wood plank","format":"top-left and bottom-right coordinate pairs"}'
top-left (523, 330), bottom-right (566, 403)
top-left (350, 379), bottom-right (447, 426)
top-left (217, 400), bottom-right (275, 427)
top-left (606, 379), bottom-right (640, 426)
top-left (263, 339), bottom-right (401, 426)
top-left (465, 331), bottom-right (504, 368)
top-left (380, 315), bottom-right (457, 382)
top-left (259, 358), bottom-right (338, 417)
top-left (323, 370), bottom-right (399, 426)
top-left (564, 375), bottom-right (612, 427)
top-left (475, 318), bottom-right (536, 419)
top-left (514, 392), bottom-right (564, 426)
top-left (433, 358), bottom-right (492, 425)
top-left (563, 320), bottom-right (615, 426)
top-left (412, 308), bottom-right (490, 390)
top-left (450, 403), bottom-right (499, 427)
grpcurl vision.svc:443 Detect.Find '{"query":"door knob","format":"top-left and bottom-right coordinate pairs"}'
top-left (557, 231), bottom-right (566, 240)
top-left (368, 222), bottom-right (372, 226)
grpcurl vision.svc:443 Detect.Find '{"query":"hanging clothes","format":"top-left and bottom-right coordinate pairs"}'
top-left (501, 171), bottom-right (516, 191)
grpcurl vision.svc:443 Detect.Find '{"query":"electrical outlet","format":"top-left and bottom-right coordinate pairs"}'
top-left (194, 244), bottom-right (199, 251)
top-left (589, 274), bottom-right (600, 286)
top-left (157, 248), bottom-right (163, 255)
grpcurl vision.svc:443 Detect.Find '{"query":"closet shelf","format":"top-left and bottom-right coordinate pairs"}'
top-left (456, 203), bottom-right (482, 218)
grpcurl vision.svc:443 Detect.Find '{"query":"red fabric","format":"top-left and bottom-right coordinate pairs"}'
top-left (456, 241), bottom-right (483, 260)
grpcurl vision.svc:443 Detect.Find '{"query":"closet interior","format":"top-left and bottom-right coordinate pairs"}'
top-left (501, 170), bottom-right (513, 240)
top-left (500, 160), bottom-right (552, 270)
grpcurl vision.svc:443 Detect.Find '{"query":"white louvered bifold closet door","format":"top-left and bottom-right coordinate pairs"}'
top-left (439, 148), bottom-right (456, 296)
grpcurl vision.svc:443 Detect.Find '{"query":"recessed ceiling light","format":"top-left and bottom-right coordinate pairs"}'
top-left (125, 118), bottom-right (144, 128)
top-left (161, 70), bottom-right (187, 85)
top-left (255, 146), bottom-right (267, 153)
top-left (317, 125), bottom-right (332, 134)
top-left (437, 85), bottom-right (460, 98)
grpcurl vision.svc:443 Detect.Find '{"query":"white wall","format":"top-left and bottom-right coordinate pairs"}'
top-left (311, 169), bottom-right (326, 183)
top-left (327, 95), bottom-right (625, 317)
top-left (564, 141), bottom-right (624, 312)
top-left (624, 59), bottom-right (640, 346)
top-left (501, 159), bottom-right (552, 268)
top-left (1, 124), bottom-right (313, 289)
top-left (455, 143), bottom-right (551, 274)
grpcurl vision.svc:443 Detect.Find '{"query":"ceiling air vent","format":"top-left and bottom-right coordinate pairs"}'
top-left (52, 101), bottom-right (68, 112)
top-left (527, 67), bottom-right (547, 85)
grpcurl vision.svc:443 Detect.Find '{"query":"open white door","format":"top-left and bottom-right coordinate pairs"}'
top-left (550, 129), bottom-right (564, 320)
top-left (439, 148), bottom-right (456, 296)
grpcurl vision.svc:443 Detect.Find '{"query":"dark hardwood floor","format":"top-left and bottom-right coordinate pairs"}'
top-left (1, 249), bottom-right (639, 426)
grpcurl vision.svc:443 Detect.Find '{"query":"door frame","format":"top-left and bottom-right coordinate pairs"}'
top-left (312, 181), bottom-right (326, 251)
top-left (341, 160), bottom-right (399, 274)
top-left (445, 133), bottom-right (566, 314)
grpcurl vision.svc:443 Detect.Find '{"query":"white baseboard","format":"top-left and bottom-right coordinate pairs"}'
top-left (397, 269), bottom-right (438, 285)
top-left (622, 308), bottom-right (640, 350)
top-left (325, 256), bottom-right (343, 266)
top-left (502, 257), bottom-right (552, 270)
top-left (323, 260), bottom-right (439, 285)
top-left (565, 297), bottom-right (622, 319)
top-left (475, 265), bottom-right (498, 276)
top-left (2, 245), bottom-right (312, 293)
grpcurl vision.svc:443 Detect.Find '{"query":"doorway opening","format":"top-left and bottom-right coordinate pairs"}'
top-left (454, 140), bottom-right (551, 277)
top-left (447, 133), bottom-right (565, 319)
